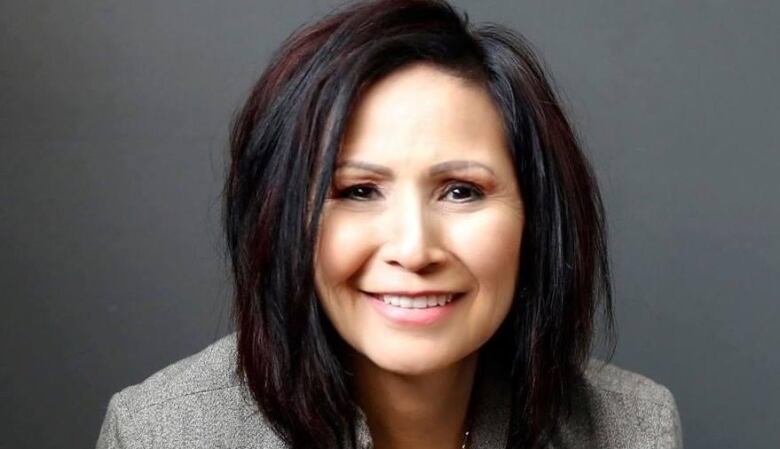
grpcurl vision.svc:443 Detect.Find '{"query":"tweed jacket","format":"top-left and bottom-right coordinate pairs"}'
top-left (96, 333), bottom-right (683, 448)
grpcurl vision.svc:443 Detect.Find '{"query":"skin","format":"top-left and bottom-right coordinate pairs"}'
top-left (313, 62), bottom-right (525, 449)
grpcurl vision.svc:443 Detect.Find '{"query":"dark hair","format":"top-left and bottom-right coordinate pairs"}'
top-left (222, 1), bottom-right (615, 448)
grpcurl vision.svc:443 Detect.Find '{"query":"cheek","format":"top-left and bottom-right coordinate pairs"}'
top-left (446, 209), bottom-right (523, 289)
top-left (444, 208), bottom-right (523, 333)
top-left (315, 210), bottom-right (374, 292)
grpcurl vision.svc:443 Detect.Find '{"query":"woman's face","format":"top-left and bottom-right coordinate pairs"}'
top-left (314, 62), bottom-right (524, 376)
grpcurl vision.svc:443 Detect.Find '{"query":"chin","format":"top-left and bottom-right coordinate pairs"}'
top-left (372, 357), bottom-right (448, 377)
top-left (360, 341), bottom-right (463, 377)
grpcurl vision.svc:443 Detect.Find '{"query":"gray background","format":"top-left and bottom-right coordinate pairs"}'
top-left (1, 1), bottom-right (777, 448)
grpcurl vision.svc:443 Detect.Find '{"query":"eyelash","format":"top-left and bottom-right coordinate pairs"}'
top-left (332, 181), bottom-right (485, 203)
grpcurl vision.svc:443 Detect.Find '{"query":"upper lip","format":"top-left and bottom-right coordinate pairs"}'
top-left (363, 290), bottom-right (461, 297)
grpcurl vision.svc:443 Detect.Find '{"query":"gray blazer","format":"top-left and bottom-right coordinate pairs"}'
top-left (96, 333), bottom-right (683, 448)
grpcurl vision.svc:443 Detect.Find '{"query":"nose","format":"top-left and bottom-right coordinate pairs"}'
top-left (377, 190), bottom-right (447, 274)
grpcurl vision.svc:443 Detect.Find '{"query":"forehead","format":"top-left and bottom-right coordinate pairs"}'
top-left (338, 62), bottom-right (509, 165)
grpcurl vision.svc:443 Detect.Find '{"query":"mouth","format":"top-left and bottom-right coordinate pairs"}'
top-left (362, 291), bottom-right (465, 309)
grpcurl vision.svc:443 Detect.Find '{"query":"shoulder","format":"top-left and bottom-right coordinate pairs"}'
top-left (114, 333), bottom-right (243, 409)
top-left (551, 358), bottom-right (683, 449)
top-left (95, 333), bottom-right (284, 449)
top-left (583, 358), bottom-right (678, 408)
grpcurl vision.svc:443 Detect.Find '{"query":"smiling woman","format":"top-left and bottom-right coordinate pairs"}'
top-left (96, 1), bottom-right (682, 449)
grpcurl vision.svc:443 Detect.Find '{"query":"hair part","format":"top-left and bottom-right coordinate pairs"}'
top-left (223, 1), bottom-right (616, 448)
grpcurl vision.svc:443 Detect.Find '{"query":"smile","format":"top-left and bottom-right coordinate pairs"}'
top-left (375, 293), bottom-right (456, 309)
top-left (362, 291), bottom-right (465, 326)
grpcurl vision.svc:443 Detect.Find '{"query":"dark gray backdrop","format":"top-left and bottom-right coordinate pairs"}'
top-left (2, 1), bottom-right (777, 448)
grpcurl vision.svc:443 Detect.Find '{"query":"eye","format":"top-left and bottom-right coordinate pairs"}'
top-left (333, 183), bottom-right (382, 201)
top-left (441, 182), bottom-right (485, 202)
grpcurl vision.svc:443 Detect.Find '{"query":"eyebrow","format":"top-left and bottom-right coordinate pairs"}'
top-left (335, 159), bottom-right (496, 177)
top-left (429, 160), bottom-right (496, 176)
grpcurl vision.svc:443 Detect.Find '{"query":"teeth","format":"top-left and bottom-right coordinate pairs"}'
top-left (379, 294), bottom-right (456, 309)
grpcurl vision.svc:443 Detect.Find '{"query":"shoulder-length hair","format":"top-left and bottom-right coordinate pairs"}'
top-left (223, 1), bottom-right (615, 448)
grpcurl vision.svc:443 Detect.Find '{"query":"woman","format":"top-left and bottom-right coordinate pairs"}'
top-left (96, 1), bottom-right (682, 448)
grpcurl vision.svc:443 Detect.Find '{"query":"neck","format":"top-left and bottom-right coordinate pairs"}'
top-left (349, 352), bottom-right (479, 449)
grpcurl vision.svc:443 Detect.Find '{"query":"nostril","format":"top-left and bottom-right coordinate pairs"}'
top-left (385, 259), bottom-right (441, 274)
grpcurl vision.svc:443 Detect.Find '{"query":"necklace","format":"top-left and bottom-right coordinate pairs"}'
top-left (460, 428), bottom-right (471, 449)
top-left (461, 386), bottom-right (476, 449)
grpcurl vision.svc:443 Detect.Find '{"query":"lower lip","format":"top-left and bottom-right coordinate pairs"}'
top-left (363, 292), bottom-right (463, 326)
